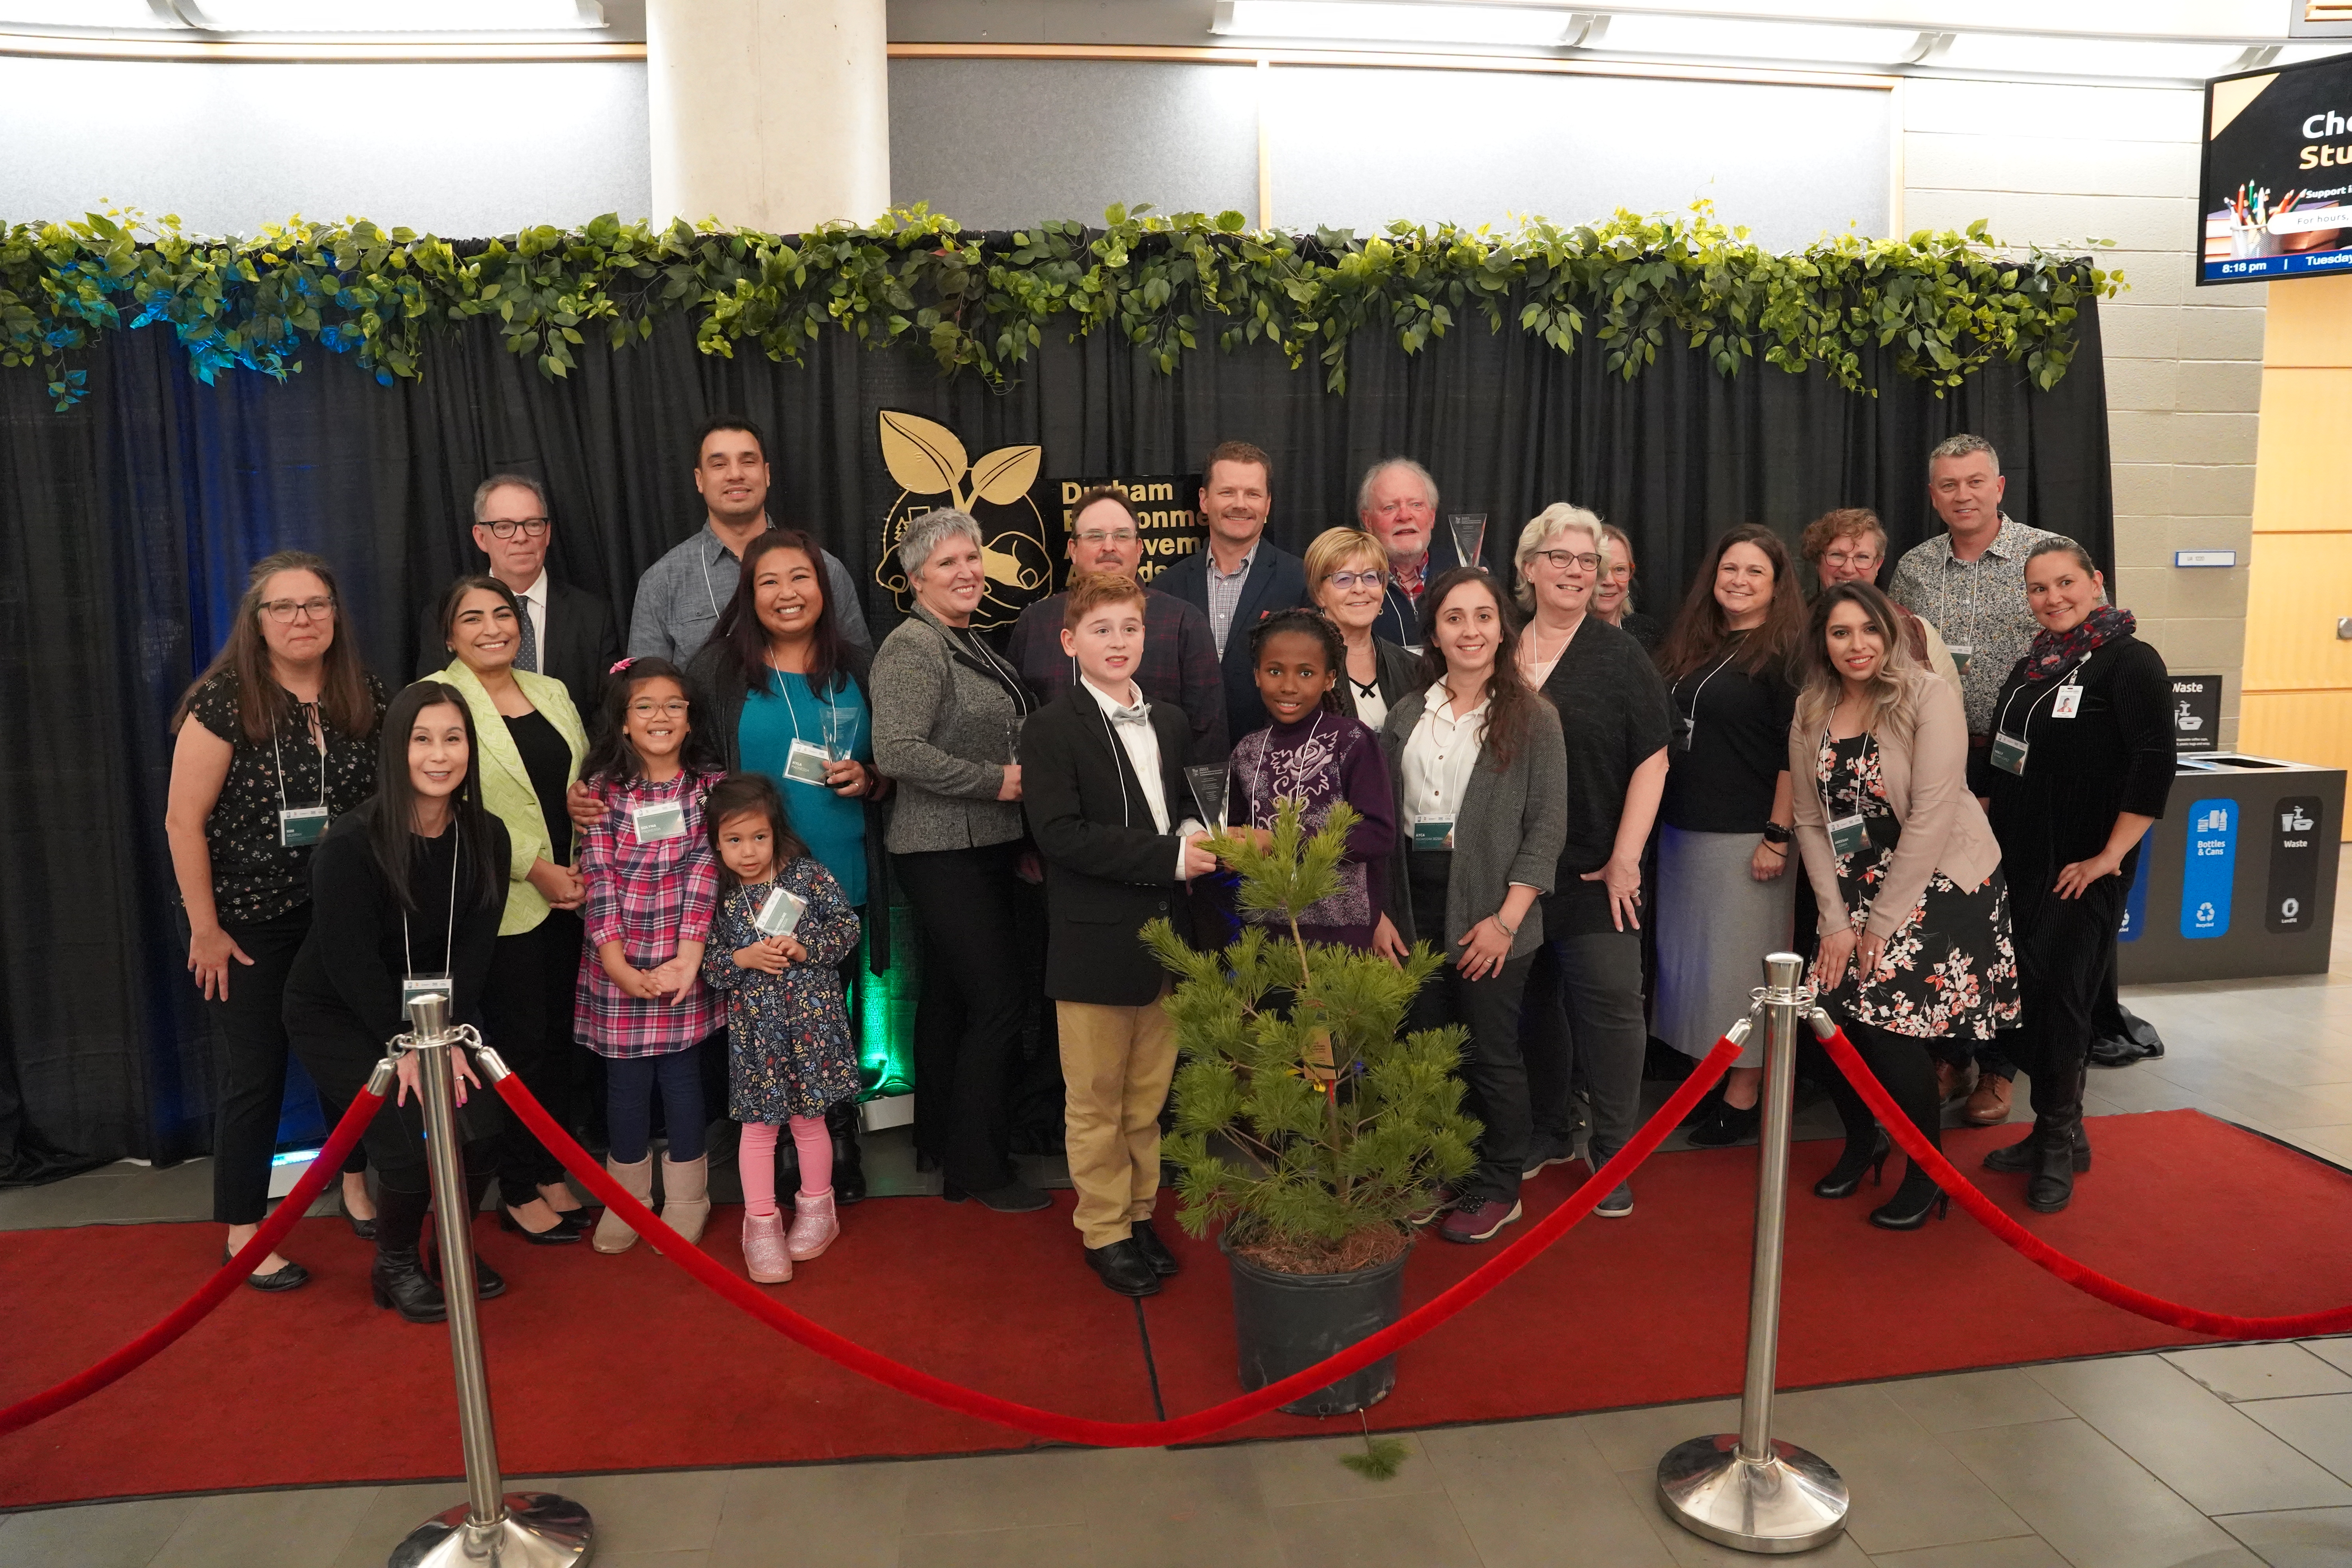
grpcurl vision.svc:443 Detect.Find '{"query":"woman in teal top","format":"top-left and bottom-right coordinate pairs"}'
top-left (688, 528), bottom-right (892, 1201)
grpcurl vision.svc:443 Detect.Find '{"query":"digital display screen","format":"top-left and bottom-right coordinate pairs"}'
top-left (2200, 50), bottom-right (2352, 285)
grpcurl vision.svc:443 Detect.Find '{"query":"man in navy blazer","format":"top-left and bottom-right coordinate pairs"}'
top-left (1155, 440), bottom-right (1309, 746)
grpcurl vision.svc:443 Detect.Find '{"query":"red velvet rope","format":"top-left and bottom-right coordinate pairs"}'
top-left (495, 1033), bottom-right (1744, 1446)
top-left (0, 1082), bottom-right (390, 1437)
top-left (1817, 1020), bottom-right (2352, 1339)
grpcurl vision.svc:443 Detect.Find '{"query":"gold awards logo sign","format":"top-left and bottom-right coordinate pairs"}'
top-left (1055, 476), bottom-right (1205, 586)
top-left (873, 410), bottom-right (1053, 630)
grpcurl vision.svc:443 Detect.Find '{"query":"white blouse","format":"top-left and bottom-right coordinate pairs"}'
top-left (1400, 682), bottom-right (1489, 822)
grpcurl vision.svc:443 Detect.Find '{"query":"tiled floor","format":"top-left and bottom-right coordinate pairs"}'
top-left (7, 858), bottom-right (2352, 1567)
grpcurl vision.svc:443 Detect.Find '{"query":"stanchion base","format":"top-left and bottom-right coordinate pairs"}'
top-left (389, 1492), bottom-right (594, 1568)
top-left (1657, 1435), bottom-right (1849, 1555)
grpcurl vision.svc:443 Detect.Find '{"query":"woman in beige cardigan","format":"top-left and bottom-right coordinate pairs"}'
top-left (1789, 583), bottom-right (2020, 1230)
top-left (433, 575), bottom-right (593, 1241)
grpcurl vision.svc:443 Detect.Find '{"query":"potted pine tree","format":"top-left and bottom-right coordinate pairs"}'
top-left (1143, 798), bottom-right (1477, 1415)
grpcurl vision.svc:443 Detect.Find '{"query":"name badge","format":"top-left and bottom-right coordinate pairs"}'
top-left (1412, 815), bottom-right (1456, 851)
top-left (2051, 684), bottom-right (2083, 719)
top-left (1990, 730), bottom-right (2029, 776)
top-left (1827, 813), bottom-right (1868, 858)
top-left (783, 738), bottom-right (833, 787)
top-left (754, 886), bottom-right (807, 938)
top-left (1946, 643), bottom-right (1973, 675)
top-left (279, 806), bottom-right (330, 847)
top-left (401, 972), bottom-right (452, 1012)
top-left (632, 800), bottom-right (687, 842)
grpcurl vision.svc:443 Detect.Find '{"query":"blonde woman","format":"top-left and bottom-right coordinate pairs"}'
top-left (1304, 527), bottom-right (1418, 730)
top-left (1790, 582), bottom-right (2019, 1229)
top-left (1594, 524), bottom-right (1661, 651)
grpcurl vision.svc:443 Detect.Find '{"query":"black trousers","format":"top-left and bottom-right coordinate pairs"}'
top-left (286, 1001), bottom-right (503, 1194)
top-left (194, 904), bottom-right (316, 1225)
top-left (1802, 1014), bottom-right (1942, 1171)
top-left (479, 911), bottom-right (581, 1202)
top-left (1406, 855), bottom-right (1535, 1207)
top-left (1522, 920), bottom-right (1648, 1161)
top-left (897, 842), bottom-right (1031, 1192)
top-left (2009, 872), bottom-right (2125, 1114)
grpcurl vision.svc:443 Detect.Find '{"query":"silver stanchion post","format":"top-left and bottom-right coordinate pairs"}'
top-left (1657, 952), bottom-right (1850, 1554)
top-left (388, 992), bottom-right (595, 1568)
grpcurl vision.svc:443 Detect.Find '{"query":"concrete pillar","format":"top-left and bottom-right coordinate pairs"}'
top-left (646, 0), bottom-right (889, 233)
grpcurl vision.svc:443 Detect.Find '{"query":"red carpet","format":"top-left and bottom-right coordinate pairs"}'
top-left (5, 1109), bottom-right (2351, 1508)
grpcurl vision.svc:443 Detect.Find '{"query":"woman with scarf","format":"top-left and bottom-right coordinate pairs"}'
top-left (1969, 539), bottom-right (2172, 1214)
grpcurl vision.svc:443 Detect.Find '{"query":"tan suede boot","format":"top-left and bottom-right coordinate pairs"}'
top-left (660, 1154), bottom-right (711, 1245)
top-left (593, 1156), bottom-right (652, 1254)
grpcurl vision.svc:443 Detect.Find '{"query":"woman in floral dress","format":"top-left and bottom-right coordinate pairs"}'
top-left (1789, 583), bottom-right (2020, 1230)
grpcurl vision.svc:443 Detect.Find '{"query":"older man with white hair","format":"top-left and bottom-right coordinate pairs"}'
top-left (1358, 457), bottom-right (1481, 646)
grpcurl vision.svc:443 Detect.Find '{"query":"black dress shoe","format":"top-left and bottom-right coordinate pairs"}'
top-left (965, 1179), bottom-right (1051, 1213)
top-left (370, 1249), bottom-right (446, 1322)
top-left (1085, 1239), bottom-right (1162, 1296)
top-left (1685, 1100), bottom-right (1762, 1148)
top-left (499, 1206), bottom-right (584, 1245)
top-left (1812, 1131), bottom-right (1891, 1201)
top-left (426, 1248), bottom-right (509, 1301)
top-left (225, 1247), bottom-right (310, 1293)
top-left (340, 1193), bottom-right (378, 1242)
top-left (828, 1102), bottom-right (866, 1206)
top-left (1129, 1220), bottom-right (1180, 1277)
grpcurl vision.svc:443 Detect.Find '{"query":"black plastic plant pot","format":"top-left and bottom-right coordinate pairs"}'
top-left (1219, 1228), bottom-right (1410, 1416)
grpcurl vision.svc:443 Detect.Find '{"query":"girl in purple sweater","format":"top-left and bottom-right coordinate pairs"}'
top-left (1224, 611), bottom-right (1398, 951)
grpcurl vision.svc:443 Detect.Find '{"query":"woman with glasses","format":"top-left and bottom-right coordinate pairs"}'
top-left (1509, 507), bottom-right (1673, 1218)
top-left (167, 551), bottom-right (388, 1288)
top-left (427, 575), bottom-right (593, 1243)
top-left (687, 527), bottom-right (890, 1203)
top-left (1801, 509), bottom-right (1962, 704)
top-left (1305, 527), bottom-right (1419, 730)
top-left (1595, 524), bottom-right (1662, 652)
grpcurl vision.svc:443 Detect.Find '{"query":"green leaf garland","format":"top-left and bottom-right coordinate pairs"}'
top-left (0, 201), bottom-right (2119, 412)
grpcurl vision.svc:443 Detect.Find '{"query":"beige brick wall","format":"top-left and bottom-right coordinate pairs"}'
top-left (1901, 76), bottom-right (2259, 746)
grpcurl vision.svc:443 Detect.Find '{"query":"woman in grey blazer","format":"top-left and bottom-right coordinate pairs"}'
top-left (1374, 568), bottom-right (1568, 1247)
top-left (869, 509), bottom-right (1045, 1213)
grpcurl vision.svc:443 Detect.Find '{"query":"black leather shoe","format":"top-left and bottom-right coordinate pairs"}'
top-left (499, 1206), bottom-right (584, 1245)
top-left (1984, 1123), bottom-right (2092, 1175)
top-left (370, 1248), bottom-right (446, 1322)
top-left (1129, 1220), bottom-right (1180, 1277)
top-left (966, 1179), bottom-right (1051, 1214)
top-left (828, 1101), bottom-right (866, 1206)
top-left (2027, 1125), bottom-right (2080, 1213)
top-left (1085, 1239), bottom-right (1162, 1296)
top-left (1685, 1100), bottom-right (1761, 1147)
top-left (225, 1247), bottom-right (310, 1293)
top-left (1813, 1131), bottom-right (1891, 1200)
top-left (340, 1191), bottom-right (378, 1242)
top-left (1869, 1178), bottom-right (1951, 1230)
top-left (426, 1247), bottom-right (509, 1301)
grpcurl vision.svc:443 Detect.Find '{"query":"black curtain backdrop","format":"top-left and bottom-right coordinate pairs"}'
top-left (0, 283), bottom-right (2112, 1170)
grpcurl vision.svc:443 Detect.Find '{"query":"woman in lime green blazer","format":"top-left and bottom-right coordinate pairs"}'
top-left (433, 576), bottom-right (592, 1243)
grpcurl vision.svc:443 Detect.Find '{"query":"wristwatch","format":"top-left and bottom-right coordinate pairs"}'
top-left (1761, 822), bottom-right (1793, 845)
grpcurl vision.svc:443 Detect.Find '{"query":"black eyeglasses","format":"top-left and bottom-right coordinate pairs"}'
top-left (484, 517), bottom-right (551, 539)
top-left (1533, 550), bottom-right (1602, 572)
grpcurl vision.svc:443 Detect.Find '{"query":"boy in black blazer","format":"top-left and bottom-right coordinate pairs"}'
top-left (1021, 573), bottom-right (1218, 1296)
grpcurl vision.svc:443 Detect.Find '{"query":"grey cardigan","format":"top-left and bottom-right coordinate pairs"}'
top-left (1378, 687), bottom-right (1569, 959)
top-left (870, 605), bottom-right (1031, 854)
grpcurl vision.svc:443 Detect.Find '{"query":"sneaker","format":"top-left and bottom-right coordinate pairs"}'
top-left (1405, 1184), bottom-right (1456, 1228)
top-left (1521, 1132), bottom-right (1577, 1177)
top-left (1594, 1181), bottom-right (1634, 1218)
top-left (1439, 1196), bottom-right (1523, 1244)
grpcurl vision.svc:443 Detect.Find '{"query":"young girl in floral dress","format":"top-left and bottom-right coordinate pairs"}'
top-left (701, 771), bottom-right (863, 1283)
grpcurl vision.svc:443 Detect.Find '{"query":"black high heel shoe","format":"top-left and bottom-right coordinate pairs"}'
top-left (1813, 1131), bottom-right (1891, 1200)
top-left (340, 1189), bottom-right (378, 1242)
top-left (1869, 1179), bottom-right (1950, 1231)
top-left (499, 1206), bottom-right (584, 1245)
top-left (1685, 1100), bottom-right (1762, 1148)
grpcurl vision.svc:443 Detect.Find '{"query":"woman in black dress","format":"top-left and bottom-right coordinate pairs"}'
top-left (1791, 584), bottom-right (2020, 1229)
top-left (1971, 540), bottom-right (2172, 1213)
top-left (283, 682), bottom-right (514, 1321)
top-left (165, 550), bottom-right (387, 1288)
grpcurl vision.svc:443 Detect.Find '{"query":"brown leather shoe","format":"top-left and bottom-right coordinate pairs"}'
top-left (1963, 1073), bottom-right (2013, 1126)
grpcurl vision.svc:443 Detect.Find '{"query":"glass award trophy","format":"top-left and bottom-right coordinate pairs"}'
top-left (1184, 765), bottom-right (1230, 833)
top-left (1448, 514), bottom-right (1488, 572)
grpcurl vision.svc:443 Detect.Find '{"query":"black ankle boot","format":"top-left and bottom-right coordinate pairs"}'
top-left (1869, 1167), bottom-right (1950, 1230)
top-left (828, 1100), bottom-right (866, 1206)
top-left (2027, 1122), bottom-right (2080, 1212)
top-left (1813, 1130), bottom-right (1891, 1200)
top-left (371, 1247), bottom-right (447, 1322)
top-left (1685, 1099), bottom-right (1761, 1148)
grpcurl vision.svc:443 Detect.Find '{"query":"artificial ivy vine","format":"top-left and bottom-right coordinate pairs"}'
top-left (0, 201), bottom-right (2119, 412)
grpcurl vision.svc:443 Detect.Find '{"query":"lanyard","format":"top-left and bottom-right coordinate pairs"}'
top-left (769, 666), bottom-right (845, 746)
top-left (401, 826), bottom-right (461, 982)
top-left (271, 703), bottom-right (327, 814)
top-left (1994, 653), bottom-right (2091, 744)
top-left (1672, 638), bottom-right (1742, 745)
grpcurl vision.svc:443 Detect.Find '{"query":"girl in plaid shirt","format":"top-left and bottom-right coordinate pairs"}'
top-left (574, 657), bottom-right (726, 1254)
